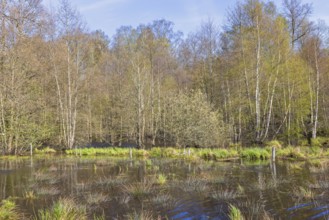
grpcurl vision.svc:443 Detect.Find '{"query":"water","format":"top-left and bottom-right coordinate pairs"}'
top-left (0, 156), bottom-right (329, 219)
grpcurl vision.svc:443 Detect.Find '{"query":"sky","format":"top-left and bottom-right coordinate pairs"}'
top-left (43, 0), bottom-right (329, 38)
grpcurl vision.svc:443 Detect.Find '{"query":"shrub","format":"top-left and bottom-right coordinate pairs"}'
top-left (164, 90), bottom-right (226, 148)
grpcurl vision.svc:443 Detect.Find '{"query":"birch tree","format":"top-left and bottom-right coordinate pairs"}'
top-left (282, 0), bottom-right (312, 49)
top-left (49, 0), bottom-right (86, 149)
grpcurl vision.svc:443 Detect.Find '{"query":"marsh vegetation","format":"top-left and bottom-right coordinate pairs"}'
top-left (0, 156), bottom-right (328, 219)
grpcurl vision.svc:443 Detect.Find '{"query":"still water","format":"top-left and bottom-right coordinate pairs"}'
top-left (0, 156), bottom-right (328, 219)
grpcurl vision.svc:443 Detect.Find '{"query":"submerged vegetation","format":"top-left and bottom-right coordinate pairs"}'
top-left (0, 154), bottom-right (328, 219)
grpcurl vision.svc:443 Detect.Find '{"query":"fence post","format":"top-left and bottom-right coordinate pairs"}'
top-left (271, 147), bottom-right (276, 162)
top-left (30, 143), bottom-right (33, 156)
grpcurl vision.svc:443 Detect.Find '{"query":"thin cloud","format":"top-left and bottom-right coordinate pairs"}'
top-left (79, 0), bottom-right (127, 12)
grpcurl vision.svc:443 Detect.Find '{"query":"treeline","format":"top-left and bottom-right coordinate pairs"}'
top-left (0, 0), bottom-right (328, 154)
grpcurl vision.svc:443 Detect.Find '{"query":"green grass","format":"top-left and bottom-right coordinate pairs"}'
top-left (149, 147), bottom-right (180, 158)
top-left (0, 199), bottom-right (20, 220)
top-left (34, 147), bottom-right (57, 154)
top-left (66, 147), bottom-right (129, 156)
top-left (65, 145), bottom-right (329, 162)
top-left (125, 210), bottom-right (155, 220)
top-left (85, 193), bottom-right (108, 205)
top-left (66, 147), bottom-right (150, 157)
top-left (240, 148), bottom-right (270, 160)
top-left (122, 182), bottom-right (153, 199)
top-left (293, 186), bottom-right (314, 199)
top-left (36, 198), bottom-right (87, 220)
top-left (156, 174), bottom-right (167, 185)
top-left (228, 204), bottom-right (244, 220)
top-left (277, 146), bottom-right (307, 159)
top-left (24, 191), bottom-right (37, 200)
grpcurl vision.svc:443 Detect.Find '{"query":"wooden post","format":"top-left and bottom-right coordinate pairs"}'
top-left (30, 143), bottom-right (33, 157)
top-left (271, 147), bottom-right (276, 162)
top-left (129, 147), bottom-right (132, 159)
top-left (188, 148), bottom-right (191, 156)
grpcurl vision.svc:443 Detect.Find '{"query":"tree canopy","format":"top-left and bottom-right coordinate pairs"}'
top-left (0, 0), bottom-right (328, 154)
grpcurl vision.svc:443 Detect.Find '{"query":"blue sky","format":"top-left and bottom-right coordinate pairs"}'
top-left (44, 0), bottom-right (329, 38)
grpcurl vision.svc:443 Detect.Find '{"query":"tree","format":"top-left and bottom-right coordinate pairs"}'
top-left (48, 0), bottom-right (87, 149)
top-left (0, 0), bottom-right (52, 154)
top-left (300, 21), bottom-right (328, 140)
top-left (282, 0), bottom-right (312, 49)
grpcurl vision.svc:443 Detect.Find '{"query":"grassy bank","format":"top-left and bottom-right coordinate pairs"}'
top-left (63, 145), bottom-right (329, 161)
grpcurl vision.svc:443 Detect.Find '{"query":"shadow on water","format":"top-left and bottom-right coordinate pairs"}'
top-left (0, 156), bottom-right (328, 219)
top-left (287, 201), bottom-right (329, 219)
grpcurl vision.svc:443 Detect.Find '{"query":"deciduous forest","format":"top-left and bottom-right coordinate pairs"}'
top-left (0, 0), bottom-right (328, 154)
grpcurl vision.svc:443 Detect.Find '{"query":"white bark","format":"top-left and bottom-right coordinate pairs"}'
top-left (255, 15), bottom-right (262, 142)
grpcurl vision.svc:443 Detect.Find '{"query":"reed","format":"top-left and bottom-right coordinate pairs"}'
top-left (24, 190), bottom-right (37, 200)
top-left (293, 186), bottom-right (314, 199)
top-left (122, 182), bottom-right (153, 199)
top-left (85, 193), bottom-right (108, 205)
top-left (125, 210), bottom-right (157, 220)
top-left (211, 189), bottom-right (241, 200)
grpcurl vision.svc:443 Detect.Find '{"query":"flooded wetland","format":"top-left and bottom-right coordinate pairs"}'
top-left (1, 156), bottom-right (329, 219)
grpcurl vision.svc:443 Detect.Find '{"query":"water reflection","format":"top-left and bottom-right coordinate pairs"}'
top-left (0, 157), bottom-right (328, 219)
